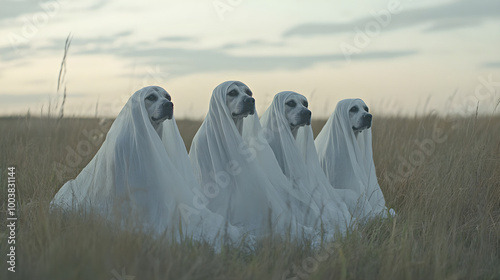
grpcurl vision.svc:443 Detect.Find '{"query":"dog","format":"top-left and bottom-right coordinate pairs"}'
top-left (284, 94), bottom-right (311, 138)
top-left (348, 99), bottom-right (372, 137)
top-left (144, 87), bottom-right (174, 131)
top-left (225, 81), bottom-right (255, 134)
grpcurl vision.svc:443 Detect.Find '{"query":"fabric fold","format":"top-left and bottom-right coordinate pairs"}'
top-left (315, 99), bottom-right (389, 218)
top-left (261, 91), bottom-right (354, 233)
top-left (51, 86), bottom-right (242, 243)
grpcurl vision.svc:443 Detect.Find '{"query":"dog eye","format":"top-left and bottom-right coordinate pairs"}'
top-left (364, 106), bottom-right (369, 112)
top-left (245, 90), bottom-right (252, 96)
top-left (286, 100), bottom-right (297, 107)
top-left (228, 90), bottom-right (238, 97)
top-left (349, 106), bottom-right (358, 113)
top-left (303, 101), bottom-right (308, 108)
top-left (146, 95), bottom-right (157, 102)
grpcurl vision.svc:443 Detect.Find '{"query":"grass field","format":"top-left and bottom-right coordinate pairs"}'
top-left (1, 114), bottom-right (499, 280)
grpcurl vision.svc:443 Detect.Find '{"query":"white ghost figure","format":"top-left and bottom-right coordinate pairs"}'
top-left (261, 91), bottom-right (356, 234)
top-left (50, 86), bottom-right (242, 243)
top-left (189, 81), bottom-right (317, 238)
top-left (315, 99), bottom-right (390, 218)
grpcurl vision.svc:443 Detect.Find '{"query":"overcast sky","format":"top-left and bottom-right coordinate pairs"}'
top-left (1, 0), bottom-right (499, 118)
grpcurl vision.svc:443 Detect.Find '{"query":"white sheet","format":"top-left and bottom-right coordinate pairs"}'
top-left (189, 81), bottom-right (317, 237)
top-left (50, 86), bottom-right (241, 242)
top-left (315, 99), bottom-right (389, 218)
top-left (260, 91), bottom-right (354, 233)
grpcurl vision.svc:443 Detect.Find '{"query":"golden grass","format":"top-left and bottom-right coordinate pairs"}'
top-left (0, 115), bottom-right (499, 280)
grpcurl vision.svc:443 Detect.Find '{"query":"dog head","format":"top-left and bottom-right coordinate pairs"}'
top-left (225, 81), bottom-right (255, 120)
top-left (284, 94), bottom-right (311, 132)
top-left (144, 87), bottom-right (173, 129)
top-left (348, 99), bottom-right (372, 134)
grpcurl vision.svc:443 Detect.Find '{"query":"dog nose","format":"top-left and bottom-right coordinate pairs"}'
top-left (164, 101), bottom-right (173, 109)
top-left (364, 114), bottom-right (372, 120)
top-left (245, 97), bottom-right (255, 104)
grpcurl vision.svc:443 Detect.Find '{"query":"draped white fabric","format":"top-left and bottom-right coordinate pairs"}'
top-left (315, 99), bottom-right (388, 218)
top-left (189, 81), bottom-right (317, 237)
top-left (50, 86), bottom-right (241, 242)
top-left (260, 91), bottom-right (354, 233)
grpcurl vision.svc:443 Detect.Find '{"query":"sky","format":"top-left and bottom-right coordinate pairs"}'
top-left (1, 0), bottom-right (499, 119)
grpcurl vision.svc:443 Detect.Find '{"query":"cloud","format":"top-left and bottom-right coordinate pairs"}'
top-left (158, 36), bottom-right (196, 42)
top-left (221, 39), bottom-right (285, 50)
top-left (87, 0), bottom-right (109, 10)
top-left (0, 0), bottom-right (110, 21)
top-left (0, 44), bottom-right (31, 61)
top-left (423, 18), bottom-right (482, 32)
top-left (482, 61), bottom-right (500, 68)
top-left (1, 29), bottom-right (418, 78)
top-left (0, 93), bottom-right (81, 104)
top-left (29, 30), bottom-right (133, 52)
top-left (68, 30), bottom-right (132, 45)
top-left (283, 0), bottom-right (500, 37)
top-left (0, 0), bottom-right (45, 21)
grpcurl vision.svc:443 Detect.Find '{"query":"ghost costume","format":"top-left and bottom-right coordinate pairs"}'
top-left (50, 86), bottom-right (241, 242)
top-left (189, 81), bottom-right (316, 238)
top-left (315, 99), bottom-right (389, 218)
top-left (261, 91), bottom-right (355, 234)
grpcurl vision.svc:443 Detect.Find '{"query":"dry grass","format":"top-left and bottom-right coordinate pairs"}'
top-left (1, 114), bottom-right (499, 280)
